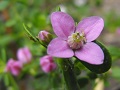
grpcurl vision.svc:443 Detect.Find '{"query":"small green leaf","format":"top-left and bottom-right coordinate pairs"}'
top-left (0, 63), bottom-right (5, 74)
top-left (23, 23), bottom-right (37, 42)
top-left (4, 74), bottom-right (9, 86)
top-left (5, 19), bottom-right (16, 27)
top-left (0, 1), bottom-right (9, 11)
top-left (0, 35), bottom-right (13, 47)
top-left (76, 40), bottom-right (112, 74)
top-left (8, 74), bottom-right (19, 90)
top-left (1, 48), bottom-right (6, 62)
top-left (23, 23), bottom-right (47, 48)
top-left (107, 46), bottom-right (120, 60)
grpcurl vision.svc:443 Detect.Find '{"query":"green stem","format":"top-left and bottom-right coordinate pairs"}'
top-left (8, 74), bottom-right (19, 90)
top-left (58, 59), bottom-right (80, 90)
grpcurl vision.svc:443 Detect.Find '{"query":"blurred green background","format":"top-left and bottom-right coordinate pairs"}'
top-left (0, 0), bottom-right (120, 90)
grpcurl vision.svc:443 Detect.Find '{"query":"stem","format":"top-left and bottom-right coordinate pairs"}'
top-left (58, 59), bottom-right (80, 90)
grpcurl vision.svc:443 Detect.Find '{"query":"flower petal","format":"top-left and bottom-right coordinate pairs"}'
top-left (76, 16), bottom-right (104, 42)
top-left (51, 12), bottom-right (75, 40)
top-left (11, 61), bottom-right (22, 76)
top-left (17, 47), bottom-right (32, 64)
top-left (47, 38), bottom-right (74, 58)
top-left (75, 42), bottom-right (104, 65)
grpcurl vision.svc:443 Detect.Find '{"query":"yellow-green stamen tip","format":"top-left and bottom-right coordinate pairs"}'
top-left (67, 32), bottom-right (86, 49)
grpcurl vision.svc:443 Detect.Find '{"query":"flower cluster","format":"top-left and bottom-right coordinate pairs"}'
top-left (38, 30), bottom-right (57, 73)
top-left (5, 47), bottom-right (32, 76)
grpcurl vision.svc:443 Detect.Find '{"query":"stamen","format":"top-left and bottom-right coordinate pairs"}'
top-left (67, 32), bottom-right (86, 49)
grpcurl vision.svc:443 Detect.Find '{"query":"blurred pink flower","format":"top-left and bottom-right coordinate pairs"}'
top-left (5, 58), bottom-right (23, 76)
top-left (40, 55), bottom-right (57, 73)
top-left (17, 47), bottom-right (32, 64)
top-left (47, 12), bottom-right (104, 65)
top-left (116, 28), bottom-right (120, 35)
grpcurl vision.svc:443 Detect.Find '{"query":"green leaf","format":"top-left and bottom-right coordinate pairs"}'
top-left (107, 46), bottom-right (120, 60)
top-left (8, 74), bottom-right (19, 90)
top-left (23, 23), bottom-right (37, 42)
top-left (0, 61), bottom-right (5, 73)
top-left (0, 35), bottom-right (13, 47)
top-left (76, 40), bottom-right (112, 74)
top-left (1, 48), bottom-right (6, 62)
top-left (112, 67), bottom-right (120, 80)
top-left (23, 23), bottom-right (47, 48)
top-left (33, 14), bottom-right (47, 28)
top-left (5, 19), bottom-right (16, 27)
top-left (4, 74), bottom-right (9, 86)
top-left (0, 1), bottom-right (9, 11)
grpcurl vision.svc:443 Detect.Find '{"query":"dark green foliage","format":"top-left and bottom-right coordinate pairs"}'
top-left (78, 77), bottom-right (89, 88)
top-left (87, 72), bottom-right (97, 80)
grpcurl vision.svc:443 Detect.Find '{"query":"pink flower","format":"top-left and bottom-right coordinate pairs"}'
top-left (40, 55), bottom-right (57, 73)
top-left (5, 58), bottom-right (23, 76)
top-left (47, 12), bottom-right (104, 65)
top-left (17, 47), bottom-right (32, 64)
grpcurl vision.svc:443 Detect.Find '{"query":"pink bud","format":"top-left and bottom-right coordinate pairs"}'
top-left (5, 58), bottom-right (23, 76)
top-left (38, 30), bottom-right (49, 40)
top-left (17, 47), bottom-right (32, 64)
top-left (38, 30), bottom-right (52, 44)
top-left (40, 55), bottom-right (57, 73)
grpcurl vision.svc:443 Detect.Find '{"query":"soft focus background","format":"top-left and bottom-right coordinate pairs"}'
top-left (0, 0), bottom-right (120, 90)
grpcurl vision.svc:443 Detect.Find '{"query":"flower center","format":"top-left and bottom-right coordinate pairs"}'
top-left (67, 32), bottom-right (86, 49)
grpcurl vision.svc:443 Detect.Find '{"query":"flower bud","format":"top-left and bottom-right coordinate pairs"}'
top-left (38, 30), bottom-right (52, 44)
top-left (40, 55), bottom-right (57, 73)
top-left (17, 47), bottom-right (32, 64)
top-left (5, 58), bottom-right (23, 76)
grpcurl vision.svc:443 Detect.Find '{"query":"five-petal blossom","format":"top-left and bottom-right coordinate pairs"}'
top-left (47, 11), bottom-right (104, 65)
